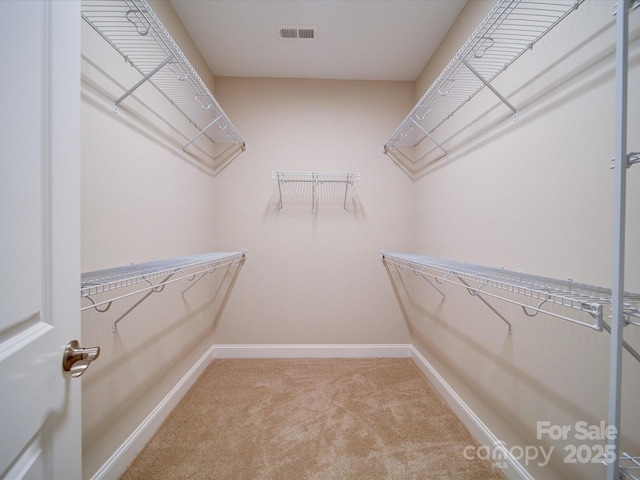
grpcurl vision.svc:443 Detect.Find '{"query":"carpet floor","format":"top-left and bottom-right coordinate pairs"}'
top-left (120, 358), bottom-right (506, 479)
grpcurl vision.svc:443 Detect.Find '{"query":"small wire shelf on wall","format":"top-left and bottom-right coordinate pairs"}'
top-left (272, 171), bottom-right (361, 212)
top-left (81, 0), bottom-right (246, 151)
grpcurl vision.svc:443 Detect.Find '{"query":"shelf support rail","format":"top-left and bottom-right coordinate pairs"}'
top-left (275, 172), bottom-right (285, 211)
top-left (409, 118), bottom-right (449, 156)
top-left (113, 55), bottom-right (174, 113)
top-left (601, 320), bottom-right (640, 365)
top-left (457, 276), bottom-right (513, 334)
top-left (112, 272), bottom-right (175, 332)
top-left (461, 59), bottom-right (518, 120)
top-left (180, 258), bottom-right (234, 299)
top-left (182, 114), bottom-right (223, 151)
top-left (342, 173), bottom-right (356, 211)
top-left (312, 173), bottom-right (319, 213)
top-left (394, 262), bottom-right (447, 300)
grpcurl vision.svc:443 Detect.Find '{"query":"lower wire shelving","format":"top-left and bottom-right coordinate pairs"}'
top-left (382, 253), bottom-right (640, 333)
top-left (81, 251), bottom-right (246, 331)
top-left (619, 454), bottom-right (640, 480)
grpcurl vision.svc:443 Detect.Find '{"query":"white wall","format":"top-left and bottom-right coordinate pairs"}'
top-left (402, 1), bottom-right (640, 479)
top-left (211, 77), bottom-right (415, 345)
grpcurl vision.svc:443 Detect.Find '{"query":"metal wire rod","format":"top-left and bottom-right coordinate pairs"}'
top-left (182, 114), bottom-right (222, 151)
top-left (113, 54), bottom-right (173, 112)
top-left (112, 272), bottom-right (175, 332)
top-left (457, 276), bottom-right (513, 333)
top-left (619, 454), bottom-right (640, 480)
top-left (412, 270), bottom-right (447, 299)
top-left (601, 321), bottom-right (640, 364)
top-left (410, 118), bottom-right (449, 156)
top-left (461, 59), bottom-right (517, 118)
top-left (180, 271), bottom-right (209, 299)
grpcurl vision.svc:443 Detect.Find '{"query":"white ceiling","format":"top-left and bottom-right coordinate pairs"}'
top-left (168, 0), bottom-right (467, 82)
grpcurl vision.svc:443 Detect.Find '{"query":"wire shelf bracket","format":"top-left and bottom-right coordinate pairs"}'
top-left (81, 252), bottom-right (246, 332)
top-left (272, 171), bottom-right (361, 212)
top-left (610, 151), bottom-right (640, 169)
top-left (81, 0), bottom-right (246, 151)
top-left (384, 0), bottom-right (584, 159)
top-left (618, 454), bottom-right (640, 480)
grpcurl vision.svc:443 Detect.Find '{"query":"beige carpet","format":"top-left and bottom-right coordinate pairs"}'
top-left (121, 358), bottom-right (506, 479)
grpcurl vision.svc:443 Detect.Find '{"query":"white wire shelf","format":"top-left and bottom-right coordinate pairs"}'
top-left (81, 0), bottom-right (245, 150)
top-left (619, 454), bottom-right (640, 480)
top-left (382, 253), bottom-right (640, 332)
top-left (272, 171), bottom-right (361, 212)
top-left (384, 0), bottom-right (583, 155)
top-left (81, 252), bottom-right (246, 330)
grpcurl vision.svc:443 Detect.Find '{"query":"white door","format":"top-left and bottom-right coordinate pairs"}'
top-left (0, 1), bottom-right (83, 479)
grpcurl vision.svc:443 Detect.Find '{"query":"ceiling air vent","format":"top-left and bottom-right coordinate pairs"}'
top-left (278, 25), bottom-right (318, 40)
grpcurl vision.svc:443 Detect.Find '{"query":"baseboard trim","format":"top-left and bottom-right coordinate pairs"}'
top-left (212, 343), bottom-right (412, 359)
top-left (409, 345), bottom-right (534, 480)
top-left (90, 344), bottom-right (217, 480)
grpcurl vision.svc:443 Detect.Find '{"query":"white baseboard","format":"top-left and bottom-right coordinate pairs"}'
top-left (409, 345), bottom-right (534, 480)
top-left (212, 343), bottom-right (412, 359)
top-left (90, 344), bottom-right (217, 480)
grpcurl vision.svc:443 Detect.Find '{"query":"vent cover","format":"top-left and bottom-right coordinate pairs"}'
top-left (278, 26), bottom-right (318, 40)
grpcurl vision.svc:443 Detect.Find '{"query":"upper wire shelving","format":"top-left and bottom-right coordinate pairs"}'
top-left (81, 252), bottom-right (246, 331)
top-left (382, 253), bottom-right (640, 333)
top-left (384, 0), bottom-right (583, 157)
top-left (81, 0), bottom-right (245, 150)
top-left (272, 171), bottom-right (361, 212)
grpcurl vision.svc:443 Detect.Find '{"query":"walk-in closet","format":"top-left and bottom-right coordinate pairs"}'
top-left (1, 0), bottom-right (638, 479)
